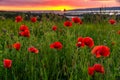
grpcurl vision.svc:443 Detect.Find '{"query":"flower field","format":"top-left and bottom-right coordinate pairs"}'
top-left (0, 15), bottom-right (120, 80)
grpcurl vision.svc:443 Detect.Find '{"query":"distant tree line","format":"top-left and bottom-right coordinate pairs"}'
top-left (0, 11), bottom-right (68, 21)
top-left (0, 11), bottom-right (120, 23)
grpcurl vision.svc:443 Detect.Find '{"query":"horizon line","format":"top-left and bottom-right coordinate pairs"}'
top-left (0, 6), bottom-right (120, 12)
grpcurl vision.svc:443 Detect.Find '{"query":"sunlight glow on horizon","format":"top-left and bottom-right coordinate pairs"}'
top-left (0, 6), bottom-right (77, 11)
top-left (0, 0), bottom-right (119, 11)
top-left (0, 5), bottom-right (119, 11)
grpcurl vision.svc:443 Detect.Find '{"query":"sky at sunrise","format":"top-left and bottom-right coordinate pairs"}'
top-left (0, 0), bottom-right (120, 11)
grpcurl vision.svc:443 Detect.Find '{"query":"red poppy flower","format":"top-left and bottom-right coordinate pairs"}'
top-left (50, 42), bottom-right (63, 50)
top-left (64, 21), bottom-right (72, 27)
top-left (117, 30), bottom-right (120, 34)
top-left (91, 45), bottom-right (110, 58)
top-left (15, 16), bottom-right (23, 22)
top-left (19, 25), bottom-right (29, 31)
top-left (19, 25), bottom-right (30, 37)
top-left (83, 37), bottom-right (94, 48)
top-left (31, 17), bottom-right (37, 23)
top-left (72, 17), bottom-right (82, 23)
top-left (3, 59), bottom-right (12, 68)
top-left (88, 66), bottom-right (95, 76)
top-left (93, 64), bottom-right (105, 74)
top-left (19, 30), bottom-right (30, 37)
top-left (28, 46), bottom-right (39, 54)
top-left (52, 25), bottom-right (57, 31)
top-left (109, 19), bottom-right (116, 25)
top-left (13, 42), bottom-right (21, 51)
top-left (76, 37), bottom-right (85, 47)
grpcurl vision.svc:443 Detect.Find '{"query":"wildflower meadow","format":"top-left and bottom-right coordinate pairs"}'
top-left (0, 14), bottom-right (120, 80)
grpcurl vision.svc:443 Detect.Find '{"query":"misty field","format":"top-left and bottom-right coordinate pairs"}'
top-left (0, 15), bottom-right (120, 80)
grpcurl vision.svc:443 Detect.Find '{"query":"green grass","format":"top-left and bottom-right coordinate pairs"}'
top-left (0, 16), bottom-right (120, 80)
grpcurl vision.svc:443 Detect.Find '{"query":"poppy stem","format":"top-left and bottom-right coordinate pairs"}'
top-left (91, 75), bottom-right (95, 80)
top-left (5, 69), bottom-right (7, 80)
